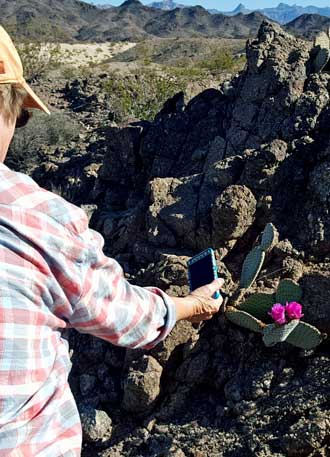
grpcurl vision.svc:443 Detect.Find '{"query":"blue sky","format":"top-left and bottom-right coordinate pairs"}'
top-left (91, 1), bottom-right (330, 10)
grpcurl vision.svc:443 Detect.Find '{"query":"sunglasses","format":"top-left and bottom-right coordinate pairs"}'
top-left (15, 109), bottom-right (32, 129)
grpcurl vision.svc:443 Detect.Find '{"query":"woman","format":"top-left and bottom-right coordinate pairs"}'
top-left (0, 26), bottom-right (223, 456)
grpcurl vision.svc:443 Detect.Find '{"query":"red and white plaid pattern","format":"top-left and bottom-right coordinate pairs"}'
top-left (0, 162), bottom-right (176, 456)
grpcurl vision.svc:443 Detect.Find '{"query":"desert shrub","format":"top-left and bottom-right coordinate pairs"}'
top-left (136, 41), bottom-right (153, 66)
top-left (5, 20), bottom-right (68, 43)
top-left (200, 49), bottom-right (239, 73)
top-left (7, 111), bottom-right (80, 172)
top-left (102, 69), bottom-right (186, 122)
top-left (61, 66), bottom-right (78, 80)
top-left (17, 41), bottom-right (61, 82)
top-left (168, 64), bottom-right (206, 80)
top-left (80, 65), bottom-right (94, 79)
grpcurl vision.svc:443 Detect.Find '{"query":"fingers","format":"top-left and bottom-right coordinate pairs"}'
top-left (188, 313), bottom-right (214, 324)
top-left (189, 293), bottom-right (223, 317)
top-left (194, 278), bottom-right (224, 298)
top-left (178, 277), bottom-right (225, 324)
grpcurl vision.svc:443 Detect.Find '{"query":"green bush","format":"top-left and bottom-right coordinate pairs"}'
top-left (7, 111), bottom-right (79, 173)
top-left (17, 41), bottom-right (61, 82)
top-left (200, 49), bottom-right (239, 73)
top-left (102, 69), bottom-right (186, 122)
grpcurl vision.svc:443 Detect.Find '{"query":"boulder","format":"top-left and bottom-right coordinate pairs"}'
top-left (79, 406), bottom-right (112, 443)
top-left (122, 355), bottom-right (163, 415)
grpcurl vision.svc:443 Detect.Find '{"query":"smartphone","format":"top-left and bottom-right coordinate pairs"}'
top-left (187, 248), bottom-right (221, 299)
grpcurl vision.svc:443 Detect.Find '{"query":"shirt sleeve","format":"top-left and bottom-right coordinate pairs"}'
top-left (62, 226), bottom-right (177, 350)
top-left (0, 164), bottom-right (176, 350)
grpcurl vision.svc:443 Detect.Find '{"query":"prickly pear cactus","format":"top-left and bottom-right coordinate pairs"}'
top-left (223, 222), bottom-right (326, 349)
top-left (285, 321), bottom-right (326, 350)
top-left (263, 319), bottom-right (299, 347)
top-left (239, 223), bottom-right (277, 290)
top-left (260, 223), bottom-right (278, 252)
top-left (239, 246), bottom-right (265, 289)
top-left (226, 308), bottom-right (265, 333)
top-left (239, 292), bottom-right (275, 321)
top-left (276, 279), bottom-right (302, 304)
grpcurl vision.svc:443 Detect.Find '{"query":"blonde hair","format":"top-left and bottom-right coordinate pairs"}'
top-left (0, 84), bottom-right (27, 123)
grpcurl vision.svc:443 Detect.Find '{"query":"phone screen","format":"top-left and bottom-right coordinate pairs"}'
top-left (189, 254), bottom-right (217, 292)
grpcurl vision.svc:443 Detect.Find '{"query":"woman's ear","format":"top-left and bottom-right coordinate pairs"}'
top-left (0, 111), bottom-right (16, 162)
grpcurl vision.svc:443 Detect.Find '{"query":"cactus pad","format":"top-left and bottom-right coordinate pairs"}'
top-left (226, 309), bottom-right (264, 333)
top-left (260, 223), bottom-right (278, 252)
top-left (276, 279), bottom-right (302, 304)
top-left (285, 321), bottom-right (326, 350)
top-left (240, 246), bottom-right (265, 289)
top-left (263, 320), bottom-right (299, 347)
top-left (239, 293), bottom-right (276, 321)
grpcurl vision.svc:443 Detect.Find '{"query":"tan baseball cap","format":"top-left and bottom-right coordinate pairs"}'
top-left (0, 26), bottom-right (50, 114)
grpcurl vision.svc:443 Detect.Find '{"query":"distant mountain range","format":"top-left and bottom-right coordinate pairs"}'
top-left (233, 3), bottom-right (330, 24)
top-left (1, 0), bottom-right (329, 42)
top-left (149, 0), bottom-right (185, 10)
top-left (147, 2), bottom-right (330, 25)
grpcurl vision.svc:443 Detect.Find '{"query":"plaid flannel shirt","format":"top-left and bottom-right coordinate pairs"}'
top-left (0, 162), bottom-right (176, 456)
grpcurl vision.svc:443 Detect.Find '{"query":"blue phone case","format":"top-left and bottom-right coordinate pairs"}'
top-left (187, 248), bottom-right (221, 299)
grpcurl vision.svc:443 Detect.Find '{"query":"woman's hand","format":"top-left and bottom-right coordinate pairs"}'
top-left (171, 278), bottom-right (224, 323)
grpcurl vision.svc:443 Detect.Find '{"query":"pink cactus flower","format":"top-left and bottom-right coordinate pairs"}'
top-left (269, 303), bottom-right (287, 325)
top-left (285, 302), bottom-right (304, 320)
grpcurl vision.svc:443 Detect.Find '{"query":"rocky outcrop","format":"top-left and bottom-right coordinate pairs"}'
top-left (72, 21), bottom-right (330, 456)
top-left (20, 21), bottom-right (330, 457)
top-left (93, 21), bottom-right (330, 263)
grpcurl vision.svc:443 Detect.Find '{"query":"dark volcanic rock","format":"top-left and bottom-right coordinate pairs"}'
top-left (211, 184), bottom-right (257, 243)
top-left (122, 355), bottom-right (163, 415)
top-left (75, 22), bottom-right (330, 455)
top-left (94, 21), bottom-right (330, 261)
top-left (79, 406), bottom-right (113, 444)
top-left (22, 20), bottom-right (330, 457)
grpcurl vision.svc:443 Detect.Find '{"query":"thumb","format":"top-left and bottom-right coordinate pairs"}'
top-left (194, 278), bottom-right (224, 297)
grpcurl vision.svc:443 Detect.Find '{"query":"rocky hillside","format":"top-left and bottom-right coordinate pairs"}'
top-left (286, 14), bottom-right (330, 40)
top-left (8, 19), bottom-right (330, 457)
top-left (0, 0), bottom-right (270, 41)
top-left (3, 0), bottom-right (330, 41)
top-left (0, 0), bottom-right (99, 40)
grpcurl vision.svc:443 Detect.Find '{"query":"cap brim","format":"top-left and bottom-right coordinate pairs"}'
top-left (21, 80), bottom-right (50, 114)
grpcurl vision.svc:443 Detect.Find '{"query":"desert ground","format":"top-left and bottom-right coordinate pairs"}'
top-left (57, 41), bottom-right (137, 67)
